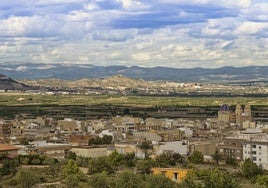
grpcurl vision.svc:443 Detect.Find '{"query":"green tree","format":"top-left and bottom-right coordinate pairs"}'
top-left (76, 156), bottom-right (90, 167)
top-left (102, 135), bottom-right (113, 144)
top-left (145, 174), bottom-right (180, 188)
top-left (135, 159), bottom-right (153, 174)
top-left (0, 159), bottom-right (19, 176)
top-left (87, 172), bottom-right (112, 188)
top-left (138, 141), bottom-right (153, 159)
top-left (123, 152), bottom-right (136, 167)
top-left (211, 152), bottom-right (223, 165)
top-left (66, 151), bottom-right (77, 161)
top-left (182, 169), bottom-right (239, 188)
top-left (154, 153), bottom-right (175, 167)
top-left (62, 159), bottom-right (86, 187)
top-left (188, 151), bottom-right (204, 164)
top-left (172, 153), bottom-right (184, 164)
top-left (241, 158), bottom-right (263, 178)
top-left (202, 169), bottom-right (238, 188)
top-left (108, 151), bottom-right (124, 166)
top-left (181, 170), bottom-right (203, 188)
top-left (255, 175), bottom-right (268, 187)
top-left (115, 171), bottom-right (143, 188)
top-left (88, 157), bottom-right (114, 175)
top-left (225, 156), bottom-right (238, 166)
top-left (16, 168), bottom-right (41, 188)
top-left (63, 159), bottom-right (83, 177)
top-left (88, 135), bottom-right (113, 145)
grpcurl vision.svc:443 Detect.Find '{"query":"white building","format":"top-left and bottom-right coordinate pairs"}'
top-left (156, 141), bottom-right (189, 156)
top-left (243, 139), bottom-right (268, 170)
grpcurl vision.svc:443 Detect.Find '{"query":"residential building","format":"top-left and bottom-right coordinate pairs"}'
top-left (57, 118), bottom-right (81, 131)
top-left (243, 139), bottom-right (268, 169)
top-left (189, 142), bottom-right (217, 156)
top-left (18, 141), bottom-right (72, 159)
top-left (151, 168), bottom-right (189, 183)
top-left (156, 141), bottom-right (188, 156)
top-left (112, 116), bottom-right (142, 133)
top-left (218, 137), bottom-right (246, 161)
top-left (71, 145), bottom-right (114, 158)
top-left (0, 120), bottom-right (13, 137)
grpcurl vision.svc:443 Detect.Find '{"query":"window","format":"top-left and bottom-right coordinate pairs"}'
top-left (253, 157), bottom-right (257, 161)
top-left (173, 173), bottom-right (178, 180)
top-left (252, 151), bottom-right (256, 155)
top-left (259, 146), bottom-right (262, 150)
top-left (252, 145), bottom-right (256, 148)
top-left (259, 158), bottom-right (262, 161)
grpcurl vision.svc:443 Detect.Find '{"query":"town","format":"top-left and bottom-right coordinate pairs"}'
top-left (1, 101), bottom-right (268, 187)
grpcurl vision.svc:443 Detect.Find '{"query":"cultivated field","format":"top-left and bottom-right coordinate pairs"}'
top-left (0, 93), bottom-right (267, 107)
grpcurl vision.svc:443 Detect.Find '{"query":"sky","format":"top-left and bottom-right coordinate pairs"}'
top-left (0, 0), bottom-right (267, 68)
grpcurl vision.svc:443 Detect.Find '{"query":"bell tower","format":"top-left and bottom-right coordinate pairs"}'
top-left (244, 104), bottom-right (252, 121)
top-left (235, 104), bottom-right (242, 125)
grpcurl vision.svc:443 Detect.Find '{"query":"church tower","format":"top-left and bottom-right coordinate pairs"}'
top-left (235, 104), bottom-right (242, 125)
top-left (244, 104), bottom-right (252, 121)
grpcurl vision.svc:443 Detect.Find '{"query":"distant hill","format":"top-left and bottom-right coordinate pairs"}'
top-left (0, 74), bottom-right (30, 90)
top-left (0, 63), bottom-right (267, 82)
top-left (21, 74), bottom-right (183, 91)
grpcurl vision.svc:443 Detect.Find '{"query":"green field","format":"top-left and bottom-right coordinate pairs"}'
top-left (0, 93), bottom-right (267, 107)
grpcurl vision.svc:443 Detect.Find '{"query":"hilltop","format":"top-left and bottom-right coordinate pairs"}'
top-left (0, 74), bottom-right (30, 91)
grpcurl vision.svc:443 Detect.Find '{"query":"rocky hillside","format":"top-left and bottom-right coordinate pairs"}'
top-left (21, 75), bottom-right (183, 91)
top-left (0, 74), bottom-right (30, 90)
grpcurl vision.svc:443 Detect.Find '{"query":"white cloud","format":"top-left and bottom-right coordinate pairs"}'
top-left (0, 0), bottom-right (267, 68)
top-left (132, 53), bottom-right (151, 61)
top-left (234, 21), bottom-right (268, 35)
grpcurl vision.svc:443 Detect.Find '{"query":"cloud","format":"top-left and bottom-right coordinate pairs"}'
top-left (0, 0), bottom-right (267, 68)
top-left (234, 21), bottom-right (268, 35)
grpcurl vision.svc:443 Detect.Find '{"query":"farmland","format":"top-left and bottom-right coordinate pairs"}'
top-left (0, 93), bottom-right (267, 121)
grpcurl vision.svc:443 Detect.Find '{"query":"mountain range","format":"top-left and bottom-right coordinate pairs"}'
top-left (0, 63), bottom-right (267, 82)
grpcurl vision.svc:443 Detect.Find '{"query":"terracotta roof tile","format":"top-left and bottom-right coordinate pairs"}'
top-left (0, 144), bottom-right (19, 152)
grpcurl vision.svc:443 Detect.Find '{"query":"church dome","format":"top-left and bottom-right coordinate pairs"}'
top-left (219, 104), bottom-right (230, 111)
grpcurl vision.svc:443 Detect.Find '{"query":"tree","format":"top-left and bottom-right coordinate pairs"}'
top-left (115, 171), bottom-right (143, 188)
top-left (108, 151), bottom-right (124, 166)
top-left (88, 157), bottom-right (114, 175)
top-left (123, 152), bottom-right (136, 167)
top-left (16, 168), bottom-right (41, 188)
top-left (154, 153), bottom-right (175, 167)
top-left (225, 156), bottom-right (238, 167)
top-left (241, 158), bottom-right (263, 178)
top-left (135, 159), bottom-right (153, 174)
top-left (211, 152), bottom-right (223, 165)
top-left (145, 174), bottom-right (180, 188)
top-left (255, 175), bottom-right (268, 187)
top-left (0, 159), bottom-right (19, 176)
top-left (87, 172), bottom-right (112, 188)
top-left (66, 151), bottom-right (77, 161)
top-left (202, 169), bottom-right (238, 188)
top-left (88, 135), bottom-right (113, 145)
top-left (188, 151), bottom-right (204, 164)
top-left (181, 170), bottom-right (203, 188)
top-left (138, 141), bottom-right (153, 159)
top-left (62, 159), bottom-right (86, 187)
top-left (181, 169), bottom-right (239, 188)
